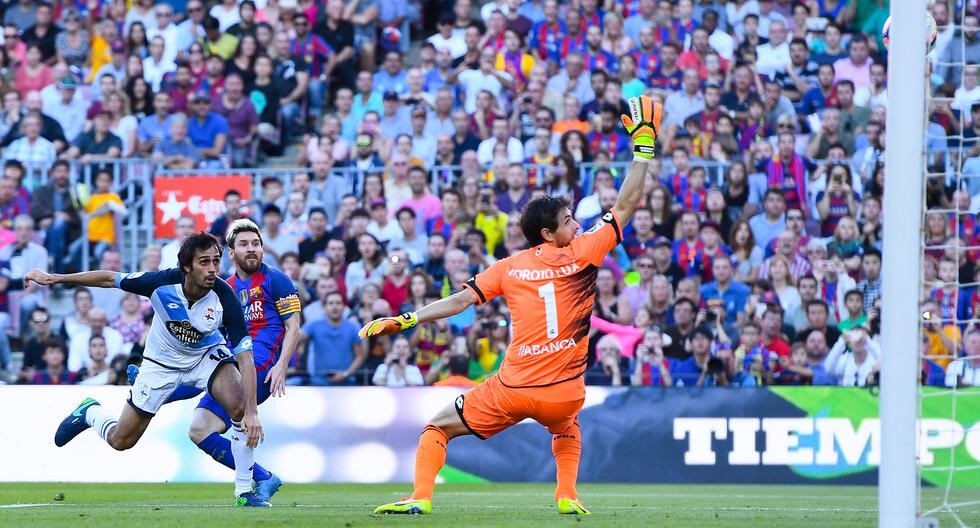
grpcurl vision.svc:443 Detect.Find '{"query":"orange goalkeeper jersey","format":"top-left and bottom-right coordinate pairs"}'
top-left (463, 209), bottom-right (623, 388)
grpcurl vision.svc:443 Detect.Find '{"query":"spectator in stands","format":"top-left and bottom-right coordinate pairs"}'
top-left (308, 155), bottom-right (347, 225)
top-left (0, 213), bottom-right (47, 318)
top-left (32, 339), bottom-right (76, 385)
top-left (67, 307), bottom-right (123, 373)
top-left (43, 76), bottom-right (87, 144)
top-left (856, 248), bottom-right (882, 313)
top-left (290, 12), bottom-right (335, 118)
top-left (160, 214), bottom-right (195, 269)
top-left (61, 109), bottom-right (122, 163)
top-left (208, 190), bottom-right (246, 244)
top-left (89, 250), bottom-right (125, 321)
top-left (701, 257), bottom-right (750, 327)
top-left (300, 291), bottom-right (365, 385)
top-left (152, 113), bottom-right (199, 169)
top-left (749, 189), bottom-right (786, 250)
top-left (261, 205), bottom-right (298, 268)
top-left (798, 299), bottom-right (842, 347)
top-left (670, 326), bottom-right (714, 387)
top-left (3, 113), bottom-right (56, 165)
top-left (83, 170), bottom-right (126, 261)
top-left (760, 304), bottom-right (791, 364)
top-left (946, 329), bottom-right (980, 387)
top-left (76, 335), bottom-right (114, 385)
top-left (214, 73), bottom-right (259, 167)
top-left (373, 335), bottom-right (424, 386)
top-left (17, 307), bottom-right (55, 383)
top-left (186, 89), bottom-right (230, 167)
top-left (110, 292), bottom-right (145, 349)
top-left (199, 15), bottom-right (238, 60)
top-left (137, 91), bottom-right (174, 156)
top-left (30, 160), bottom-right (81, 273)
top-left (298, 208), bottom-right (331, 264)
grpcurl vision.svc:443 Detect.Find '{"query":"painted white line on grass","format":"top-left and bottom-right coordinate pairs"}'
top-left (0, 503), bottom-right (62, 509)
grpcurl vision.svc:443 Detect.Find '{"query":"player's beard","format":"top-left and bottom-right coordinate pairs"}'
top-left (235, 252), bottom-right (262, 274)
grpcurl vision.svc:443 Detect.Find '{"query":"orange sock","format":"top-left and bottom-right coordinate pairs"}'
top-left (411, 424), bottom-right (449, 501)
top-left (552, 421), bottom-right (582, 501)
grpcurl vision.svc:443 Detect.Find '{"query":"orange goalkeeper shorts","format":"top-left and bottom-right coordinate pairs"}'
top-left (455, 374), bottom-right (585, 439)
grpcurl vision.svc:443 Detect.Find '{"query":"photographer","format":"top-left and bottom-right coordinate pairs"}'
top-left (372, 336), bottom-right (424, 387)
top-left (473, 185), bottom-right (508, 256)
top-left (466, 313), bottom-right (508, 381)
top-left (670, 326), bottom-right (715, 387)
top-left (586, 335), bottom-right (628, 386)
top-left (823, 327), bottom-right (881, 387)
top-left (631, 327), bottom-right (673, 387)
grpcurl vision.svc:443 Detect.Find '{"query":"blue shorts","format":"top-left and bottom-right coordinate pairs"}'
top-left (197, 369), bottom-right (273, 430)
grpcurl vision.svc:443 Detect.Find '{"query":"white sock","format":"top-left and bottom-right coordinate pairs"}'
top-left (84, 405), bottom-right (118, 445)
top-left (229, 421), bottom-right (254, 496)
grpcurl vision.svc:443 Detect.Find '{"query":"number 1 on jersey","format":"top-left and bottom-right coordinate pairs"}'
top-left (538, 282), bottom-right (559, 339)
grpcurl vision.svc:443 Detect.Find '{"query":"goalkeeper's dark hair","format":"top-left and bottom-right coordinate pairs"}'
top-left (521, 195), bottom-right (572, 247)
top-left (178, 232), bottom-right (223, 274)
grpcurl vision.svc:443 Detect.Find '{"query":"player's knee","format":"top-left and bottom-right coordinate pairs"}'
top-left (188, 422), bottom-right (210, 445)
top-left (226, 399), bottom-right (245, 422)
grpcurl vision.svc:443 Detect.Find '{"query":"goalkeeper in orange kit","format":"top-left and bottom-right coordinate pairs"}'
top-left (360, 96), bottom-right (663, 516)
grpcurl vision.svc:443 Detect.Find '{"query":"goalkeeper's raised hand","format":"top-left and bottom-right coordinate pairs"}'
top-left (358, 312), bottom-right (419, 339)
top-left (620, 95), bottom-right (663, 161)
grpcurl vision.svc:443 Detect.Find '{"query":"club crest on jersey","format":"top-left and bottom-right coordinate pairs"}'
top-left (205, 307), bottom-right (215, 322)
top-left (165, 320), bottom-right (205, 344)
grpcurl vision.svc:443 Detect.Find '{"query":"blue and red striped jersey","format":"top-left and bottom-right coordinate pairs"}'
top-left (227, 264), bottom-right (301, 372)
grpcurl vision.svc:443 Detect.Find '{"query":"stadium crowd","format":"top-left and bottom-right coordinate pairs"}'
top-left (0, 0), bottom-right (978, 389)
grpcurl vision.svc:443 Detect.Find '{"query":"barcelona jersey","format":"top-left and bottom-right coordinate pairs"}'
top-left (226, 263), bottom-right (301, 372)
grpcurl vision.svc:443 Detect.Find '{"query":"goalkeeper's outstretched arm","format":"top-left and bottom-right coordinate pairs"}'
top-left (613, 95), bottom-right (664, 224)
top-left (359, 289), bottom-right (479, 339)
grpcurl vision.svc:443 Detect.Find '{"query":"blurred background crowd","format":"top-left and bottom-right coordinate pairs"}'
top-left (0, 0), bottom-right (978, 389)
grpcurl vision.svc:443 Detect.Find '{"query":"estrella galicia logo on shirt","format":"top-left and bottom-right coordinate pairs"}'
top-left (165, 320), bottom-right (205, 344)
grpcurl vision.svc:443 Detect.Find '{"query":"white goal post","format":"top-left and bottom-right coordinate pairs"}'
top-left (879, 0), bottom-right (928, 526)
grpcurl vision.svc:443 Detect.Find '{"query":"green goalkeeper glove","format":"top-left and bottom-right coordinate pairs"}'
top-left (620, 95), bottom-right (663, 161)
top-left (358, 312), bottom-right (418, 339)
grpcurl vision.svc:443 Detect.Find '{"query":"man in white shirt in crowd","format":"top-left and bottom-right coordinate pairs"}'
top-left (946, 329), bottom-right (980, 387)
top-left (476, 118), bottom-right (524, 165)
top-left (67, 308), bottom-right (125, 372)
top-left (454, 47), bottom-right (513, 113)
top-left (756, 20), bottom-right (790, 77)
top-left (160, 214), bottom-right (196, 269)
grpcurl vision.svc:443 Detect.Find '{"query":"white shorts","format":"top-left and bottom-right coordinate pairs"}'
top-left (128, 344), bottom-right (237, 416)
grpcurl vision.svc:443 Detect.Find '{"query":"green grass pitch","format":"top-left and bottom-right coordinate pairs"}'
top-left (1, 483), bottom-right (978, 527)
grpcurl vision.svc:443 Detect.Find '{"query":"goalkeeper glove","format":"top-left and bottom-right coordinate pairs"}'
top-left (358, 312), bottom-right (418, 339)
top-left (620, 95), bottom-right (663, 161)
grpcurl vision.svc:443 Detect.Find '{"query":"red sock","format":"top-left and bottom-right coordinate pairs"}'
top-left (552, 422), bottom-right (582, 501)
top-left (411, 424), bottom-right (449, 501)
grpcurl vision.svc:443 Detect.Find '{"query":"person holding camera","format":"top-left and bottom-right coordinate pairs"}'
top-left (372, 336), bottom-right (424, 387)
top-left (472, 185), bottom-right (508, 256)
top-left (825, 327), bottom-right (879, 387)
top-left (669, 326), bottom-right (715, 387)
top-left (631, 328), bottom-right (673, 387)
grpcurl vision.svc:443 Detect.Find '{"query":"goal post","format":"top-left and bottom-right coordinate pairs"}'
top-left (879, 0), bottom-right (928, 526)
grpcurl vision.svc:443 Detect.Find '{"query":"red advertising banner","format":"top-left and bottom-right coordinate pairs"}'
top-left (154, 175), bottom-right (252, 238)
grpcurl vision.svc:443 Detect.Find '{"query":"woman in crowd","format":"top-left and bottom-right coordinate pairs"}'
top-left (595, 266), bottom-right (632, 325)
top-left (345, 233), bottom-right (387, 302)
top-left (648, 185), bottom-right (677, 239)
top-left (372, 336), bottom-right (424, 387)
top-left (110, 292), bottom-right (146, 350)
top-left (105, 90), bottom-right (139, 157)
top-left (769, 255), bottom-right (802, 315)
top-left (126, 21), bottom-right (149, 59)
top-left (730, 220), bottom-right (763, 283)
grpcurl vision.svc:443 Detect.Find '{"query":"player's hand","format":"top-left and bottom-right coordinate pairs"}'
top-left (621, 95), bottom-right (663, 160)
top-left (358, 312), bottom-right (418, 339)
top-left (242, 412), bottom-right (264, 448)
top-left (24, 269), bottom-right (57, 288)
top-left (265, 363), bottom-right (288, 398)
